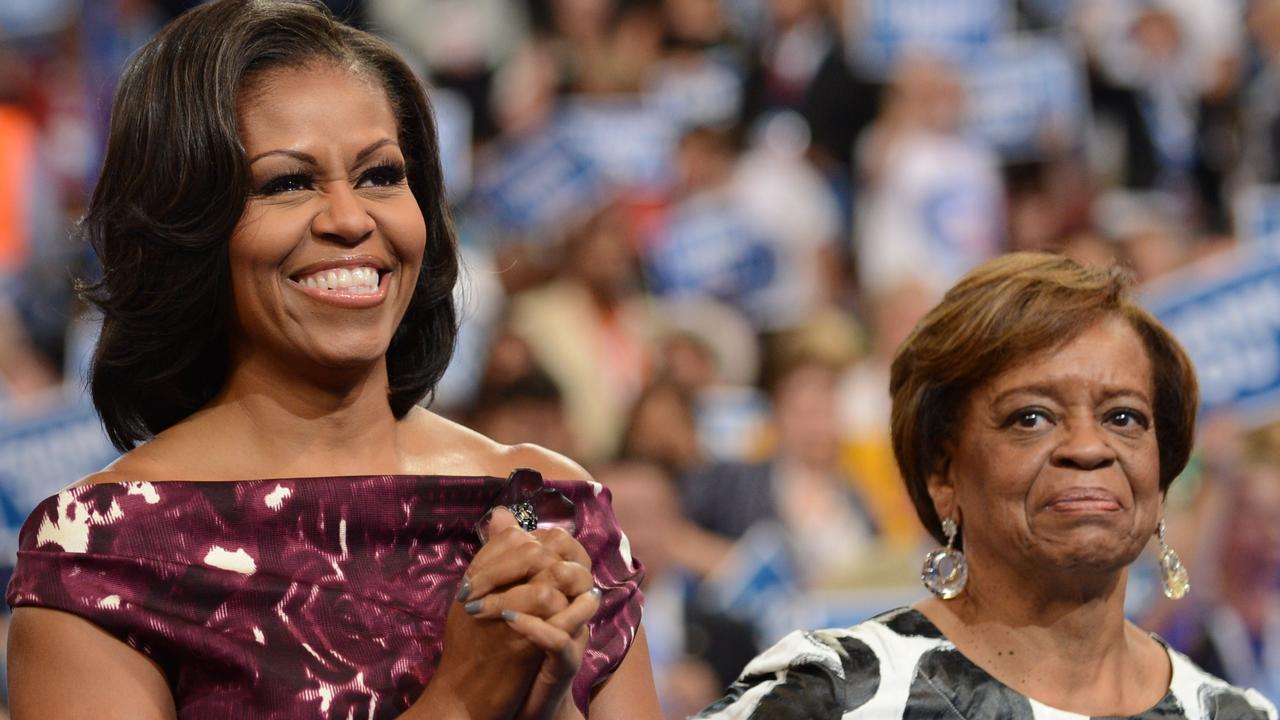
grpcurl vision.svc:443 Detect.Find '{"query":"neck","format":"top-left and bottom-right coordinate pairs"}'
top-left (917, 553), bottom-right (1168, 715)
top-left (949, 560), bottom-right (1129, 652)
top-left (194, 352), bottom-right (406, 478)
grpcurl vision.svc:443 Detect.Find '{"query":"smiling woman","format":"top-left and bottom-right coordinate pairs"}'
top-left (229, 63), bottom-right (426, 374)
top-left (694, 253), bottom-right (1277, 720)
top-left (3, 1), bottom-right (658, 719)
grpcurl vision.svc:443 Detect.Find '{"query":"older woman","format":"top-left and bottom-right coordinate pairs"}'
top-left (5, 1), bottom-right (659, 718)
top-left (695, 253), bottom-right (1277, 719)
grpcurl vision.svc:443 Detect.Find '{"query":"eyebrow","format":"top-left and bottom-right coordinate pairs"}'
top-left (247, 138), bottom-right (399, 166)
top-left (990, 383), bottom-right (1152, 407)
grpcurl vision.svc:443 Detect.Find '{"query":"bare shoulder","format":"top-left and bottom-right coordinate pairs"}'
top-left (9, 607), bottom-right (176, 719)
top-left (504, 442), bottom-right (593, 482)
top-left (72, 443), bottom-right (176, 489)
top-left (401, 407), bottom-right (593, 481)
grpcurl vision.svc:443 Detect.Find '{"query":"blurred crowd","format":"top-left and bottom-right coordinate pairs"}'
top-left (3, 0), bottom-right (1280, 716)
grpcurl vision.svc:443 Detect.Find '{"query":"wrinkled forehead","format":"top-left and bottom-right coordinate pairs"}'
top-left (965, 315), bottom-right (1155, 408)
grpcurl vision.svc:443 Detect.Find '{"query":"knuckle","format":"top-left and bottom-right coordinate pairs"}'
top-left (529, 583), bottom-right (561, 609)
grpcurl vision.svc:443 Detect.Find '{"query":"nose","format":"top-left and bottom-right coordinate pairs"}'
top-left (1050, 419), bottom-right (1117, 471)
top-left (310, 184), bottom-right (375, 246)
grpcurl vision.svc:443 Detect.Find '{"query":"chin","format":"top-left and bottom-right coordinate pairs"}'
top-left (1042, 527), bottom-right (1147, 574)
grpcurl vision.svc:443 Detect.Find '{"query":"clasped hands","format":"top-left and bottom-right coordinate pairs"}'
top-left (428, 507), bottom-right (599, 720)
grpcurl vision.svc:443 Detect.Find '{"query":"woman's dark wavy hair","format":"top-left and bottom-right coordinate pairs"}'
top-left (82, 0), bottom-right (458, 451)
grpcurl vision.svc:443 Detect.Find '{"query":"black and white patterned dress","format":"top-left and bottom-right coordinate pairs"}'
top-left (694, 607), bottom-right (1278, 719)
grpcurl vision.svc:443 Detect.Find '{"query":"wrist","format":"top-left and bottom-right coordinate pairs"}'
top-left (413, 663), bottom-right (506, 720)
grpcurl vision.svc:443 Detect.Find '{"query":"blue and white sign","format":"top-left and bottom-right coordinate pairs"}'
top-left (964, 36), bottom-right (1086, 159)
top-left (557, 98), bottom-right (680, 190)
top-left (0, 396), bottom-right (118, 571)
top-left (644, 52), bottom-right (744, 129)
top-left (646, 196), bottom-right (780, 326)
top-left (699, 521), bottom-right (799, 631)
top-left (1144, 249), bottom-right (1280, 424)
top-left (472, 130), bottom-right (605, 240)
top-left (845, 0), bottom-right (1010, 78)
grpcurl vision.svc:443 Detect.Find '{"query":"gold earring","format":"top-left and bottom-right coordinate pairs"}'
top-left (1157, 518), bottom-right (1190, 600)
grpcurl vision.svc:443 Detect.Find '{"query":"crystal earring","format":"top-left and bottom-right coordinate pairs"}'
top-left (922, 517), bottom-right (968, 599)
top-left (1156, 518), bottom-right (1190, 600)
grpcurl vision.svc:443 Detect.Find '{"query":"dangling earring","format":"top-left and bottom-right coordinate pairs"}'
top-left (1156, 518), bottom-right (1190, 600)
top-left (922, 517), bottom-right (968, 599)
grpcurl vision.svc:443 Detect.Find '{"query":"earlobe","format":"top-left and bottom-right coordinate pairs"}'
top-left (926, 463), bottom-right (956, 523)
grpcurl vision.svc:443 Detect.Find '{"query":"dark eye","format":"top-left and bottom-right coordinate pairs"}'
top-left (1106, 408), bottom-right (1150, 430)
top-left (257, 173), bottom-right (313, 195)
top-left (357, 162), bottom-right (407, 189)
top-left (1008, 408), bottom-right (1051, 429)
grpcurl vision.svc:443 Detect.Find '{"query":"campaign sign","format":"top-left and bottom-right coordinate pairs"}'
top-left (699, 521), bottom-right (799, 630)
top-left (0, 395), bottom-right (119, 571)
top-left (964, 36), bottom-right (1086, 159)
top-left (472, 130), bottom-right (605, 239)
top-left (845, 0), bottom-right (1009, 79)
top-left (1234, 185), bottom-right (1280, 253)
top-left (644, 52), bottom-right (743, 129)
top-left (556, 98), bottom-right (680, 190)
top-left (1144, 249), bottom-right (1280, 424)
top-left (646, 197), bottom-right (779, 327)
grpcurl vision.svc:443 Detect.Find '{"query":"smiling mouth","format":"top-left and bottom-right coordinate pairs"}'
top-left (291, 266), bottom-right (384, 295)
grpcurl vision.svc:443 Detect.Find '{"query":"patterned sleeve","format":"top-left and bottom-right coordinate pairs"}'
top-left (694, 629), bottom-right (881, 720)
top-left (557, 480), bottom-right (646, 713)
top-left (7, 485), bottom-right (241, 669)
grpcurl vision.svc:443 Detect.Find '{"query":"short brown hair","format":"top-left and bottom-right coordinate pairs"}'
top-left (889, 253), bottom-right (1198, 544)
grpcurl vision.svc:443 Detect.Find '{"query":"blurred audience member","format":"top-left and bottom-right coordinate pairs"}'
top-left (683, 356), bottom-right (879, 586)
top-left (836, 279), bottom-right (934, 548)
top-left (855, 56), bottom-right (1004, 298)
top-left (1162, 459), bottom-right (1280, 705)
top-left (601, 458), bottom-right (756, 718)
top-left (509, 203), bottom-right (660, 462)
top-left (469, 367), bottom-right (575, 457)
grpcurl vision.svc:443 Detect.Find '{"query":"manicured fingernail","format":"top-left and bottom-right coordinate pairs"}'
top-left (501, 609), bottom-right (518, 622)
top-left (455, 577), bottom-right (471, 602)
top-left (590, 586), bottom-right (602, 599)
top-left (464, 600), bottom-right (483, 615)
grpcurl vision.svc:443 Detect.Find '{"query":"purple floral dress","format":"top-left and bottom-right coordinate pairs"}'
top-left (7, 473), bottom-right (645, 718)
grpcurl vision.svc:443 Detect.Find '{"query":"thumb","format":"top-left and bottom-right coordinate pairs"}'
top-left (481, 506), bottom-right (520, 544)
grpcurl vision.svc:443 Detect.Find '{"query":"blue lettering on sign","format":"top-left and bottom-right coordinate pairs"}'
top-left (648, 203), bottom-right (778, 319)
top-left (557, 100), bottom-right (679, 190)
top-left (473, 131), bottom-right (604, 237)
top-left (847, 0), bottom-right (1009, 78)
top-left (1146, 251), bottom-right (1280, 422)
top-left (964, 36), bottom-right (1085, 159)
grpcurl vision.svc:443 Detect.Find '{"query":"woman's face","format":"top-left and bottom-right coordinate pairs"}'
top-left (930, 317), bottom-right (1162, 578)
top-left (228, 62), bottom-right (425, 375)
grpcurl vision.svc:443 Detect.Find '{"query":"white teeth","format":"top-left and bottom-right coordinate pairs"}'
top-left (295, 266), bottom-right (381, 293)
